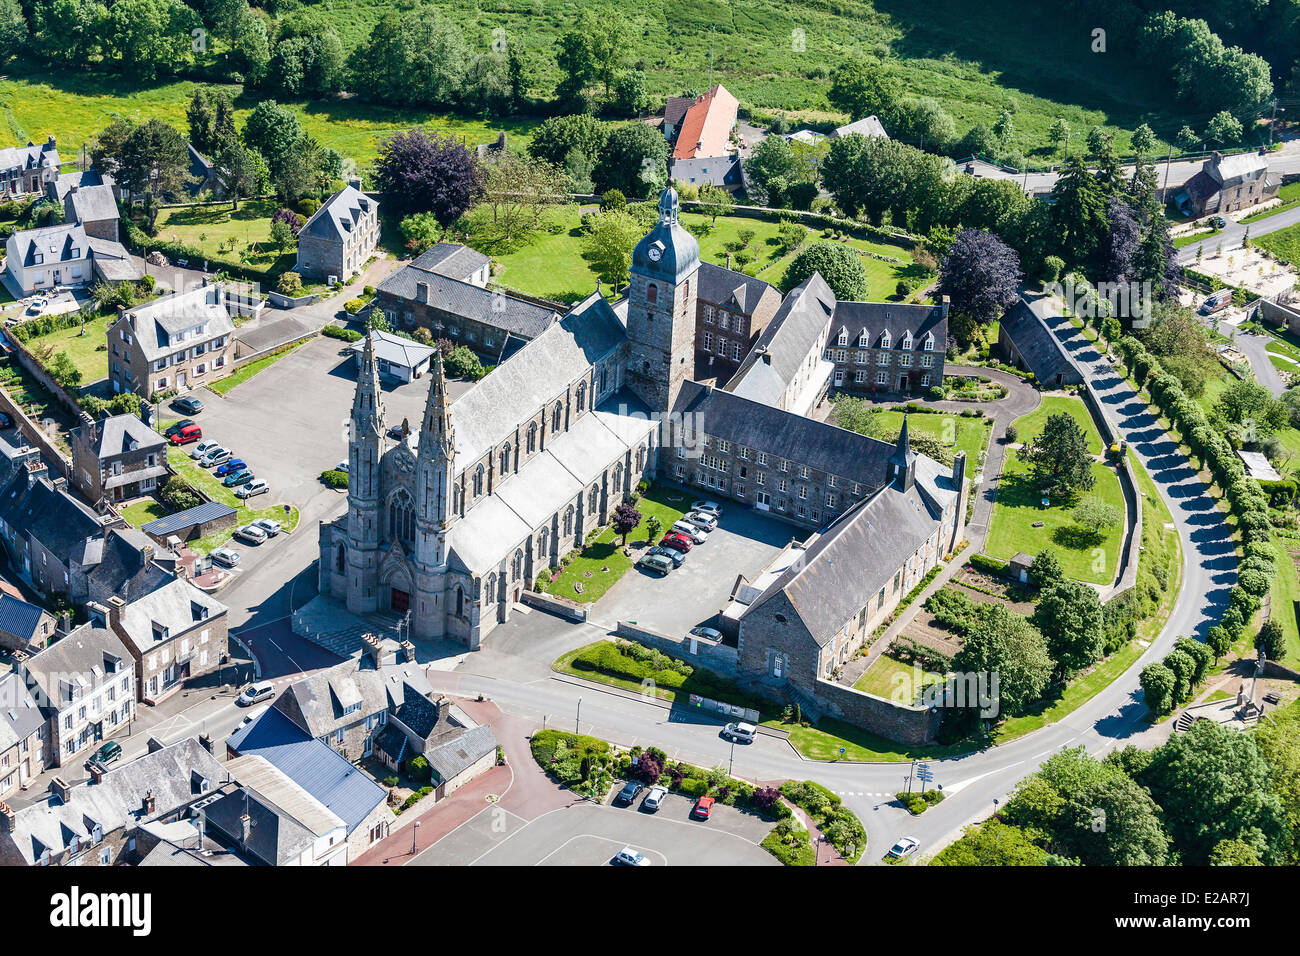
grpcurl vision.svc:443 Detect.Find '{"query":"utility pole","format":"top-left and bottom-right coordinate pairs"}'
top-left (1162, 143), bottom-right (1174, 195)
top-left (575, 696), bottom-right (582, 734)
top-left (708, 29), bottom-right (715, 90)
top-left (1269, 98), bottom-right (1280, 147)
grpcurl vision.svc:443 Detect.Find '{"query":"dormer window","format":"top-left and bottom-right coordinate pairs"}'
top-left (836, 329), bottom-right (848, 346)
top-left (923, 333), bottom-right (934, 351)
top-left (901, 333), bottom-right (912, 350)
top-left (858, 330), bottom-right (868, 348)
top-left (151, 620), bottom-right (169, 642)
top-left (880, 331), bottom-right (891, 350)
top-left (191, 600), bottom-right (209, 621)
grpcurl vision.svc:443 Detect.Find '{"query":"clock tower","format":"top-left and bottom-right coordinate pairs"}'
top-left (626, 185), bottom-right (700, 414)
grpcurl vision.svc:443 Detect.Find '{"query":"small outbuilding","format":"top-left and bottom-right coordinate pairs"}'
top-left (349, 329), bottom-right (435, 383)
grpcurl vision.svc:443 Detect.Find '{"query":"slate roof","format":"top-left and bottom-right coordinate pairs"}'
top-left (72, 527), bottom-right (177, 603)
top-left (726, 273), bottom-right (836, 405)
top-left (742, 456), bottom-right (958, 645)
top-left (447, 291), bottom-right (626, 466)
top-left (21, 622), bottom-right (132, 702)
top-left (141, 501), bottom-right (237, 538)
top-left (64, 184), bottom-right (119, 223)
top-left (50, 169), bottom-right (113, 203)
top-left (0, 738), bottom-right (226, 866)
top-left (8, 222), bottom-right (90, 266)
top-left (117, 285), bottom-right (235, 362)
top-left (0, 672), bottom-right (43, 753)
top-left (833, 116), bottom-right (889, 139)
top-left (695, 261), bottom-right (778, 314)
top-left (112, 578), bottom-right (226, 656)
top-left (73, 413), bottom-right (166, 461)
top-left (0, 593), bottom-right (48, 644)
top-left (224, 707), bottom-right (388, 835)
top-left (298, 185), bottom-right (375, 243)
top-left (377, 262), bottom-right (558, 340)
top-left (410, 243), bottom-right (491, 283)
top-left (0, 467), bottom-right (104, 565)
top-left (225, 754), bottom-right (346, 840)
top-left (425, 724), bottom-right (497, 783)
top-left (392, 693), bottom-right (442, 739)
top-left (829, 300), bottom-right (947, 349)
top-left (674, 381), bottom-right (899, 489)
top-left (87, 237), bottom-right (141, 281)
top-left (1209, 151), bottom-right (1267, 186)
top-left (998, 301), bottom-right (1081, 385)
top-left (664, 95), bottom-right (697, 129)
top-left (631, 187), bottom-right (701, 284)
top-left (0, 140), bottom-right (59, 175)
top-left (349, 330), bottom-right (435, 371)
top-left (670, 155), bottom-right (743, 189)
top-left (272, 656), bottom-right (432, 741)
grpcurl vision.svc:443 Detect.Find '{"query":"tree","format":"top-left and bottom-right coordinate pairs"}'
top-left (891, 97), bottom-right (956, 151)
top-left (1063, 773), bottom-right (1170, 866)
top-left (1209, 838), bottom-right (1262, 865)
top-left (938, 229), bottom-right (1021, 338)
top-left (1050, 155), bottom-right (1111, 267)
top-left (0, 0), bottom-right (28, 64)
top-left (1216, 377), bottom-right (1288, 436)
top-left (992, 109), bottom-right (1015, 145)
top-left (208, 0), bottom-right (268, 82)
top-left (611, 69), bottom-right (649, 117)
top-left (373, 129), bottom-right (484, 224)
top-left (780, 242), bottom-right (868, 301)
top-left (697, 184), bottom-right (735, 225)
top-left (582, 210), bottom-right (642, 292)
top-left (93, 118), bottom-right (193, 206)
top-left (1139, 719), bottom-right (1289, 865)
top-left (1028, 548), bottom-right (1064, 590)
top-left (1140, 661), bottom-right (1176, 715)
top-left (1175, 125), bottom-right (1200, 152)
top-left (1253, 704), bottom-right (1300, 864)
top-left (398, 213), bottom-right (443, 255)
top-left (1031, 580), bottom-right (1105, 681)
top-left (214, 143), bottom-right (265, 210)
top-left (1256, 619), bottom-right (1286, 662)
top-left (267, 23), bottom-right (346, 98)
top-left (187, 88), bottom-right (216, 156)
top-left (645, 515), bottom-right (663, 544)
top-left (953, 605), bottom-right (1053, 718)
top-left (1017, 412), bottom-right (1095, 498)
top-left (931, 819), bottom-right (1046, 866)
top-left (1131, 123), bottom-right (1157, 157)
top-left (612, 502), bottom-right (642, 545)
top-left (821, 134), bottom-right (949, 227)
top-left (1206, 109), bottom-right (1244, 144)
top-left (479, 152), bottom-right (568, 242)
top-left (742, 135), bottom-right (802, 208)
top-left (828, 59), bottom-right (899, 121)
top-left (593, 122), bottom-right (667, 198)
top-left (1072, 495), bottom-right (1122, 541)
top-left (1048, 118), bottom-right (1070, 158)
top-left (242, 100), bottom-right (302, 183)
top-left (33, 0), bottom-right (108, 66)
top-left (528, 114), bottom-right (610, 169)
top-left (105, 0), bottom-right (199, 81)
top-left (347, 9), bottom-right (469, 109)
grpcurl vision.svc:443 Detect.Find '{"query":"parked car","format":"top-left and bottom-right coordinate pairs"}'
top-left (234, 524), bottom-right (268, 545)
top-left (612, 846), bottom-right (651, 866)
top-left (215, 458), bottom-right (247, 477)
top-left (190, 439), bottom-right (220, 460)
top-left (86, 740), bottom-right (122, 768)
top-left (210, 547), bottom-right (241, 567)
top-left (165, 419), bottom-right (196, 440)
top-left (0, 412), bottom-right (13, 430)
top-left (670, 521), bottom-right (708, 544)
top-left (252, 518), bottom-right (282, 537)
top-left (641, 786), bottom-right (668, 812)
top-left (690, 626), bottom-right (723, 641)
top-left (646, 545), bottom-right (687, 568)
top-left (660, 533), bottom-right (693, 553)
top-left (222, 468), bottom-right (254, 488)
top-left (1199, 289), bottom-right (1233, 315)
top-left (235, 478), bottom-right (269, 499)
top-left (1209, 215), bottom-right (1227, 229)
top-left (683, 511), bottom-right (718, 532)
top-left (721, 721), bottom-right (757, 743)
top-left (691, 500), bottom-right (724, 517)
top-left (201, 447), bottom-right (232, 468)
top-left (637, 552), bottom-right (674, 576)
top-left (169, 423), bottom-right (202, 446)
top-left (25, 297), bottom-right (47, 315)
top-left (692, 796), bottom-right (715, 820)
top-left (888, 837), bottom-right (920, 860)
top-left (335, 460), bottom-right (349, 473)
top-left (172, 395), bottom-right (204, 415)
top-left (614, 780), bottom-right (644, 806)
top-left (238, 681), bottom-right (274, 706)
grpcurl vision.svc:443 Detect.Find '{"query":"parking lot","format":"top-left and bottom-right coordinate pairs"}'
top-left (413, 791), bottom-right (777, 866)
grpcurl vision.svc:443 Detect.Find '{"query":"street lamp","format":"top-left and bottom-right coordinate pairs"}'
top-left (728, 738), bottom-right (735, 776)
top-left (575, 696), bottom-right (582, 734)
top-left (411, 820), bottom-right (420, 855)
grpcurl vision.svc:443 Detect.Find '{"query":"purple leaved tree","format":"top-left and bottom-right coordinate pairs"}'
top-left (939, 228), bottom-right (1022, 328)
top-left (612, 501), bottom-right (642, 545)
top-left (373, 129), bottom-right (486, 225)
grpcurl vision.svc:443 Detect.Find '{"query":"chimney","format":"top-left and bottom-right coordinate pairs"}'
top-left (50, 777), bottom-right (73, 803)
top-left (143, 790), bottom-right (156, 815)
top-left (416, 281), bottom-right (430, 304)
top-left (106, 595), bottom-right (126, 633)
top-left (0, 801), bottom-right (14, 834)
top-left (146, 736), bottom-right (165, 754)
top-left (239, 812), bottom-right (251, 845)
top-left (400, 640), bottom-right (416, 663)
top-left (86, 600), bottom-right (109, 628)
top-left (952, 450), bottom-right (967, 493)
top-left (47, 135), bottom-right (56, 147)
top-left (89, 762), bottom-right (107, 784)
top-left (141, 544), bottom-right (154, 565)
top-left (198, 733), bottom-right (213, 754)
top-left (348, 177), bottom-right (363, 192)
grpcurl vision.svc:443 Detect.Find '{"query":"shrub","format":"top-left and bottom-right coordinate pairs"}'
top-left (320, 469), bottom-right (349, 489)
top-left (159, 476), bottom-right (202, 513)
top-left (345, 298), bottom-right (367, 314)
top-left (968, 553), bottom-right (1008, 576)
top-left (1004, 423), bottom-right (1018, 443)
top-left (679, 777), bottom-right (708, 797)
top-left (407, 755), bottom-right (432, 784)
top-left (381, 776), bottom-right (399, 788)
top-left (276, 271), bottom-right (304, 296)
top-left (322, 325), bottom-right (363, 342)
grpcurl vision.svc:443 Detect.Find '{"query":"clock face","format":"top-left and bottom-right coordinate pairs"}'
top-left (648, 247), bottom-right (662, 262)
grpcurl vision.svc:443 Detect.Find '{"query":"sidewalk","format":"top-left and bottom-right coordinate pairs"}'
top-left (788, 803), bottom-right (850, 866)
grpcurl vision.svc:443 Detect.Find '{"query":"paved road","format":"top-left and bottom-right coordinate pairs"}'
top-left (1176, 203), bottom-right (1300, 264)
top-left (1234, 330), bottom-right (1288, 396)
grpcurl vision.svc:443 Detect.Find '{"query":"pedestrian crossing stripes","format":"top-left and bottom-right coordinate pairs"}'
top-left (835, 791), bottom-right (893, 798)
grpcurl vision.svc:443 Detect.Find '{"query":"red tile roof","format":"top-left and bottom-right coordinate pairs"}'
top-left (672, 85), bottom-right (739, 160)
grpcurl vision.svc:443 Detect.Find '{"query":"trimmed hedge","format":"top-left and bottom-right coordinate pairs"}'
top-left (322, 324), bottom-right (364, 343)
top-left (968, 552), bottom-right (1008, 576)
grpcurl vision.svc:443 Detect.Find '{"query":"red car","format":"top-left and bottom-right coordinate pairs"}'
top-left (692, 796), bottom-right (715, 820)
top-left (169, 423), bottom-right (202, 445)
top-left (660, 532), bottom-right (693, 553)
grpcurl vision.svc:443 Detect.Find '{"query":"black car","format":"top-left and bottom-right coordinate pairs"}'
top-left (172, 396), bottom-right (204, 415)
top-left (614, 780), bottom-right (644, 806)
top-left (164, 418), bottom-right (196, 439)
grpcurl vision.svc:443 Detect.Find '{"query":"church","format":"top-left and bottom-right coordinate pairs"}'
top-left (319, 186), bottom-right (964, 650)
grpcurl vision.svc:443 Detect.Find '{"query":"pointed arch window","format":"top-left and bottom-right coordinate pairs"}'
top-left (536, 528), bottom-right (549, 556)
top-left (454, 585), bottom-right (464, 617)
top-left (576, 382), bottom-right (587, 414)
top-left (564, 506), bottom-right (574, 536)
top-left (500, 443), bottom-right (511, 475)
top-left (388, 490), bottom-right (416, 545)
top-left (552, 403), bottom-right (563, 432)
top-left (527, 422), bottom-right (537, 454)
top-left (588, 485), bottom-right (598, 512)
top-left (473, 465), bottom-right (485, 497)
top-left (336, 544), bottom-right (346, 574)
top-left (485, 573), bottom-right (496, 603)
top-left (512, 550), bottom-right (524, 580)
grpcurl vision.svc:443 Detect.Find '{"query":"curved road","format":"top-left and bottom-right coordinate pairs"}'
top-left (420, 291), bottom-right (1236, 863)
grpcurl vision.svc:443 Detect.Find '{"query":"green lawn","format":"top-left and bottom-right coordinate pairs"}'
top-left (165, 446), bottom-right (300, 552)
top-left (22, 314), bottom-right (115, 385)
top-left (1269, 535), bottom-right (1300, 664)
top-left (874, 410), bottom-right (993, 465)
top-left (478, 205), bottom-right (916, 304)
top-left (209, 338), bottom-right (311, 396)
top-left (1255, 221), bottom-right (1300, 267)
top-left (784, 718), bottom-right (977, 762)
top-left (986, 396), bottom-right (1122, 583)
top-left (852, 653), bottom-right (945, 703)
top-left (541, 484), bottom-right (688, 603)
top-left (119, 498), bottom-right (168, 528)
top-left (155, 199), bottom-right (296, 278)
top-left (1239, 182), bottom-right (1300, 225)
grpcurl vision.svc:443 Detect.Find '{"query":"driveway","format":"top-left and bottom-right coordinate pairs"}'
top-left (1234, 330), bottom-right (1288, 396)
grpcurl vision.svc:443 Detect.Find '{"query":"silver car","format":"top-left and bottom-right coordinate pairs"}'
top-left (201, 447), bottom-right (231, 467)
top-left (251, 518), bottom-right (282, 537)
top-left (234, 525), bottom-right (268, 545)
top-left (684, 511), bottom-right (718, 531)
top-left (671, 520), bottom-right (708, 544)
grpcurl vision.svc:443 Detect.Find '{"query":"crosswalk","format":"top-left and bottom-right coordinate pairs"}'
top-left (834, 791), bottom-right (895, 798)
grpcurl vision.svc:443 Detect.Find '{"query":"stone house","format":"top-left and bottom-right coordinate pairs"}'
top-left (0, 673), bottom-right (46, 800)
top-left (693, 262), bottom-right (782, 382)
top-left (1174, 151), bottom-right (1279, 217)
top-left (70, 412), bottom-right (169, 505)
top-left (69, 526), bottom-right (179, 609)
top-left (373, 694), bottom-right (497, 799)
top-left (62, 183), bottom-right (120, 242)
top-left (89, 578), bottom-right (229, 706)
top-left (18, 621), bottom-right (135, 768)
top-left (106, 282), bottom-right (236, 398)
top-left (823, 297), bottom-right (949, 394)
top-left (0, 137), bottom-right (60, 198)
top-left (0, 593), bottom-right (57, 655)
top-left (4, 222), bottom-right (93, 295)
top-left (294, 180), bottom-right (379, 282)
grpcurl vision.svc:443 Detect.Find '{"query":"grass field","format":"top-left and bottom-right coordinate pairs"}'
top-left (1269, 535), bottom-right (1300, 664)
top-left (165, 445), bottom-right (300, 552)
top-left (874, 410), bottom-right (993, 465)
top-left (119, 498), bottom-right (168, 528)
top-left (852, 653), bottom-right (945, 702)
top-left (154, 199), bottom-right (295, 277)
top-left (210, 339), bottom-right (311, 396)
top-left (23, 314), bottom-right (115, 385)
top-left (1240, 182), bottom-right (1300, 226)
top-left (542, 485), bottom-right (687, 603)
top-left (1255, 221), bottom-right (1300, 267)
top-left (483, 205), bottom-right (917, 303)
top-left (986, 395), bottom-right (1123, 583)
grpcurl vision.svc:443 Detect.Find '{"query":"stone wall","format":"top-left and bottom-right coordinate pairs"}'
top-left (811, 678), bottom-right (942, 745)
top-left (521, 590), bottom-right (588, 622)
top-left (1079, 380), bottom-right (1143, 602)
top-left (615, 620), bottom-right (739, 677)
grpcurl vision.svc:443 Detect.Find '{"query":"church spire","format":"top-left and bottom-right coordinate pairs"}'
top-left (351, 332), bottom-right (384, 439)
top-left (889, 413), bottom-right (917, 491)
top-left (418, 351), bottom-right (455, 462)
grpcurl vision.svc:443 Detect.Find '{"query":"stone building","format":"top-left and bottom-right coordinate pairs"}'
top-left (1174, 150), bottom-right (1279, 217)
top-left (294, 181), bottom-right (380, 282)
top-left (693, 263), bottom-right (782, 383)
top-left (0, 137), bottom-right (60, 197)
top-left (107, 283), bottom-right (237, 398)
top-left (70, 412), bottom-right (169, 505)
top-left (0, 673), bottom-right (46, 800)
top-left (824, 297), bottom-right (949, 394)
